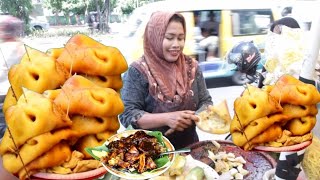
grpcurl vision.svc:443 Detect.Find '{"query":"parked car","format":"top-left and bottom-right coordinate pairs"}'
top-left (29, 16), bottom-right (50, 31)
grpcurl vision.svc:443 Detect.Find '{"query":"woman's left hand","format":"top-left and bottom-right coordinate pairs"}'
top-left (165, 110), bottom-right (199, 135)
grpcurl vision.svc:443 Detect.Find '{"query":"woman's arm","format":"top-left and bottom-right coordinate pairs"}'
top-left (119, 66), bottom-right (150, 128)
top-left (120, 66), bottom-right (198, 131)
top-left (137, 110), bottom-right (198, 131)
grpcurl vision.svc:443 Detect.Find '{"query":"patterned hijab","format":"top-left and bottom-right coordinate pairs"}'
top-left (132, 11), bottom-right (197, 104)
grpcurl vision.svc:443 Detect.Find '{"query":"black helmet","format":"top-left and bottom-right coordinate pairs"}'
top-left (227, 41), bottom-right (261, 76)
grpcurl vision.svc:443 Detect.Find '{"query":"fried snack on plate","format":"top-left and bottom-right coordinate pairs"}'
top-left (43, 89), bottom-right (61, 100)
top-left (196, 100), bottom-right (231, 134)
top-left (57, 34), bottom-right (128, 76)
top-left (5, 46), bottom-right (69, 110)
top-left (18, 142), bottom-right (72, 180)
top-left (285, 116), bottom-right (316, 136)
top-left (269, 74), bottom-right (320, 105)
top-left (1, 129), bottom-right (75, 174)
top-left (47, 166), bottom-right (72, 174)
top-left (46, 150), bottom-right (102, 174)
top-left (54, 75), bottom-right (124, 117)
top-left (62, 151), bottom-right (84, 169)
top-left (266, 130), bottom-right (313, 147)
top-left (74, 131), bottom-right (115, 159)
top-left (0, 90), bottom-right (72, 154)
top-left (67, 33), bottom-right (106, 48)
top-left (231, 113), bottom-right (290, 147)
top-left (2, 87), bottom-right (17, 114)
top-left (73, 159), bottom-right (102, 173)
top-left (46, 47), bottom-right (64, 59)
top-left (234, 85), bottom-right (283, 127)
top-left (243, 124), bottom-right (283, 151)
top-left (282, 104), bottom-right (318, 119)
top-left (283, 133), bottom-right (312, 146)
top-left (70, 116), bottom-right (120, 137)
top-left (81, 74), bottom-right (123, 92)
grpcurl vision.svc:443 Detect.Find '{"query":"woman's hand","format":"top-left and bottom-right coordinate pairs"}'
top-left (165, 110), bottom-right (199, 133)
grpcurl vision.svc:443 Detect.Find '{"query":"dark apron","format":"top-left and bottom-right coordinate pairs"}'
top-left (150, 94), bottom-right (199, 149)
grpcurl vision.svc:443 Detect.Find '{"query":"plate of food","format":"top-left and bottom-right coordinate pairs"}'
top-left (188, 140), bottom-right (277, 180)
top-left (85, 129), bottom-right (175, 180)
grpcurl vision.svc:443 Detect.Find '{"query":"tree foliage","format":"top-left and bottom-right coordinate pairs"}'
top-left (62, 0), bottom-right (87, 15)
top-left (43, 0), bottom-right (63, 14)
top-left (0, 0), bottom-right (33, 24)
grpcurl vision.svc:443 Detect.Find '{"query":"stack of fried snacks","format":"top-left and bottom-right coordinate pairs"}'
top-left (0, 34), bottom-right (128, 179)
top-left (231, 74), bottom-right (320, 150)
top-left (3, 46), bottom-right (70, 113)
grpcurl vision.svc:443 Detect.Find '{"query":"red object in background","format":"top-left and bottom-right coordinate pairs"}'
top-left (0, 15), bottom-right (23, 40)
top-left (32, 167), bottom-right (107, 180)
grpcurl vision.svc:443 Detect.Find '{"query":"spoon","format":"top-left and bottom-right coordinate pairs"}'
top-left (160, 147), bottom-right (191, 156)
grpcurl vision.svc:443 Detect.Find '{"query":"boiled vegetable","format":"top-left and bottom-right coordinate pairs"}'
top-left (168, 154), bottom-right (186, 176)
top-left (185, 166), bottom-right (205, 180)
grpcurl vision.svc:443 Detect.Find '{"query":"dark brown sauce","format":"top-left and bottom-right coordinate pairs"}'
top-left (189, 140), bottom-right (276, 180)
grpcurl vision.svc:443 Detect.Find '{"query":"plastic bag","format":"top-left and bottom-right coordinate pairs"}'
top-left (263, 26), bottom-right (307, 85)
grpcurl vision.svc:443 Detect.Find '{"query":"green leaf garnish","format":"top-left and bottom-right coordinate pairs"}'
top-left (85, 144), bottom-right (109, 160)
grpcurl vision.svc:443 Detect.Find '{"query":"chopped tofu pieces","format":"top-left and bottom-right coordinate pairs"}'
top-left (207, 150), bottom-right (249, 178)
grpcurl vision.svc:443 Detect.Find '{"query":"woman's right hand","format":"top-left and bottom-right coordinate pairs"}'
top-left (165, 110), bottom-right (198, 132)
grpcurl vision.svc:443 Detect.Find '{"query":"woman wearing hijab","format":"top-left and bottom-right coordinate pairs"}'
top-left (120, 11), bottom-right (212, 149)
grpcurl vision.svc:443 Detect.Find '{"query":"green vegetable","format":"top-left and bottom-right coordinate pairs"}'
top-left (85, 144), bottom-right (109, 160)
top-left (185, 166), bottom-right (205, 180)
top-left (147, 131), bottom-right (166, 147)
top-left (154, 156), bottom-right (170, 168)
top-left (169, 154), bottom-right (186, 176)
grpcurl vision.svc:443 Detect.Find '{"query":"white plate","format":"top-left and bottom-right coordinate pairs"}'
top-left (102, 129), bottom-right (175, 180)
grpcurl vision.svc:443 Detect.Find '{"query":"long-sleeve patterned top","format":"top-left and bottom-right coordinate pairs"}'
top-left (119, 65), bottom-right (212, 149)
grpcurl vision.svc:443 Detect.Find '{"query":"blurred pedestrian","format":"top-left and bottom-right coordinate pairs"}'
top-left (119, 11), bottom-right (213, 149)
top-left (269, 17), bottom-right (300, 35)
top-left (199, 11), bottom-right (220, 60)
top-left (0, 15), bottom-right (25, 138)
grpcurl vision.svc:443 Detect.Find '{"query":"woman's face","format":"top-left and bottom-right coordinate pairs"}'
top-left (162, 21), bottom-right (185, 62)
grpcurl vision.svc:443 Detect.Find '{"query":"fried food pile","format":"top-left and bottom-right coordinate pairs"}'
top-left (231, 74), bottom-right (320, 150)
top-left (196, 100), bottom-right (232, 134)
top-left (101, 131), bottom-right (165, 173)
top-left (0, 34), bottom-right (128, 179)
